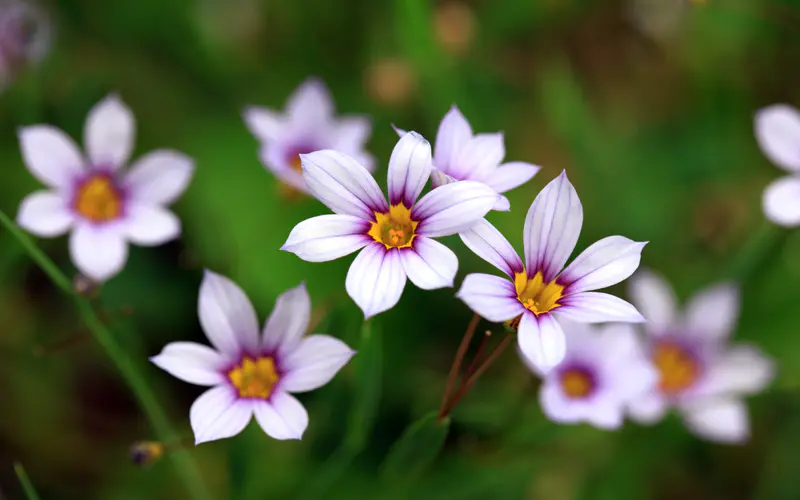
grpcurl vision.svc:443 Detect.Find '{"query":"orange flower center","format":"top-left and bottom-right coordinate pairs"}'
top-left (73, 174), bottom-right (123, 222)
top-left (652, 341), bottom-right (700, 394)
top-left (227, 356), bottom-right (280, 399)
top-left (289, 154), bottom-right (303, 173)
top-left (514, 271), bottom-right (564, 315)
top-left (368, 203), bottom-right (418, 249)
top-left (560, 367), bottom-right (594, 399)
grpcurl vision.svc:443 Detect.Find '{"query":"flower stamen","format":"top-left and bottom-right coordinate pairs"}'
top-left (515, 271), bottom-right (564, 315)
top-left (73, 174), bottom-right (123, 222)
top-left (227, 356), bottom-right (280, 399)
top-left (652, 341), bottom-right (699, 394)
top-left (368, 203), bottom-right (418, 249)
top-left (560, 367), bottom-right (594, 399)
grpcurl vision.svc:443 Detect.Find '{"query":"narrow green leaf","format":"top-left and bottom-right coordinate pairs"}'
top-left (14, 462), bottom-right (41, 500)
top-left (380, 411), bottom-right (451, 484)
top-left (345, 319), bottom-right (383, 452)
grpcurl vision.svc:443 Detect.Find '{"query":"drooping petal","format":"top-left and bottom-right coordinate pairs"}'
top-left (518, 312), bottom-right (567, 370)
top-left (539, 382), bottom-right (582, 425)
top-left (680, 397), bottom-right (750, 444)
top-left (699, 345), bottom-right (775, 396)
top-left (754, 104), bottom-right (800, 172)
top-left (762, 176), bottom-right (800, 227)
top-left (84, 94), bottom-right (135, 169)
top-left (627, 269), bottom-right (678, 336)
top-left (243, 106), bottom-right (284, 141)
top-left (482, 161), bottom-right (540, 193)
top-left (523, 171), bottom-right (583, 282)
top-left (286, 77), bottom-right (334, 125)
top-left (124, 150), bottom-right (195, 206)
top-left (559, 236), bottom-right (647, 293)
top-left (69, 223), bottom-right (128, 281)
top-left (452, 133), bottom-right (504, 179)
top-left (459, 218), bottom-right (523, 278)
top-left (301, 150), bottom-right (388, 219)
top-left (345, 243), bottom-right (407, 318)
top-left (335, 116), bottom-right (371, 151)
top-left (556, 292), bottom-right (645, 323)
top-left (18, 125), bottom-right (85, 189)
top-left (399, 236), bottom-right (458, 290)
top-left (626, 392), bottom-right (668, 424)
top-left (149, 341), bottom-right (225, 386)
top-left (387, 131), bottom-right (433, 207)
top-left (198, 270), bottom-right (260, 357)
top-left (190, 386), bottom-right (253, 445)
top-left (281, 214), bottom-right (371, 262)
top-left (122, 204), bottom-right (180, 246)
top-left (253, 391), bottom-right (308, 440)
top-left (16, 191), bottom-right (74, 237)
top-left (262, 282), bottom-right (311, 354)
top-left (281, 335), bottom-right (355, 392)
top-left (456, 273), bottom-right (524, 322)
top-left (683, 282), bottom-right (739, 341)
top-left (433, 105), bottom-right (473, 172)
top-left (413, 181), bottom-right (497, 237)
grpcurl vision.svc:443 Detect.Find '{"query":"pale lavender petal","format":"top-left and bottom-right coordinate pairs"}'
top-left (243, 106), bottom-right (284, 141)
top-left (198, 270), bottom-right (260, 356)
top-left (16, 191), bottom-right (74, 237)
top-left (335, 116), bottom-right (371, 151)
top-left (627, 269), bottom-right (678, 336)
top-left (18, 125), bottom-right (85, 188)
top-left (763, 176), bottom-right (800, 227)
top-left (260, 144), bottom-right (310, 193)
top-left (69, 222), bottom-right (128, 281)
top-left (345, 243), bottom-right (407, 318)
top-left (456, 273), bottom-right (524, 322)
top-left (124, 150), bottom-right (195, 205)
top-left (452, 133), bottom-right (504, 179)
top-left (262, 283), bottom-right (311, 354)
top-left (482, 161), bottom-right (540, 193)
top-left (281, 214), bottom-right (371, 262)
top-left (557, 292), bottom-right (645, 323)
top-left (459, 218), bottom-right (523, 278)
top-left (286, 77), bottom-right (333, 124)
top-left (698, 345), bottom-right (774, 397)
top-left (149, 341), bottom-right (225, 386)
top-left (434, 105), bottom-right (473, 172)
top-left (539, 382), bottom-right (582, 424)
top-left (586, 401), bottom-right (625, 430)
top-left (754, 104), bottom-right (800, 172)
top-left (122, 204), bottom-right (180, 246)
top-left (253, 391), bottom-right (308, 440)
top-left (523, 171), bottom-right (583, 282)
top-left (627, 392), bottom-right (668, 424)
top-left (493, 194), bottom-right (511, 212)
top-left (301, 150), bottom-right (388, 219)
top-left (281, 335), bottom-right (355, 392)
top-left (680, 397), bottom-right (749, 444)
top-left (387, 131), bottom-right (433, 207)
top-left (191, 386), bottom-right (253, 444)
top-left (559, 236), bottom-right (646, 293)
top-left (430, 168), bottom-right (456, 188)
top-left (399, 236), bottom-right (458, 290)
top-left (683, 282), bottom-right (739, 341)
top-left (518, 312), bottom-right (567, 371)
top-left (413, 181), bottom-right (497, 237)
top-left (84, 94), bottom-right (135, 169)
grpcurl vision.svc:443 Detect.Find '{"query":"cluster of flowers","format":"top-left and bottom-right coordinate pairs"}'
top-left (15, 78), bottom-right (786, 445)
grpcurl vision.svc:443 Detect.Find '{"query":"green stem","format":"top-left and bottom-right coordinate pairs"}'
top-left (0, 211), bottom-right (210, 500)
top-left (725, 219), bottom-right (787, 284)
top-left (14, 462), bottom-right (41, 500)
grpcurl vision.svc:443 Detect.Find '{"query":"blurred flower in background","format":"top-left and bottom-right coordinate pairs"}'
top-left (433, 2), bottom-right (476, 57)
top-left (0, 0), bottom-right (50, 90)
top-left (365, 58), bottom-right (417, 107)
top-left (755, 104), bottom-right (800, 227)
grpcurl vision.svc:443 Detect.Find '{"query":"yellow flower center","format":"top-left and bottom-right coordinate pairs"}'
top-left (368, 203), bottom-right (418, 249)
top-left (290, 154), bottom-right (303, 173)
top-left (73, 174), bottom-right (123, 222)
top-left (227, 356), bottom-right (280, 399)
top-left (560, 367), bottom-right (594, 399)
top-left (652, 341), bottom-right (699, 394)
top-left (514, 271), bottom-right (564, 315)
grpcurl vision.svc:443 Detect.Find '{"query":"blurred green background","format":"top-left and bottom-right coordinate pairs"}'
top-left (1, 0), bottom-right (799, 498)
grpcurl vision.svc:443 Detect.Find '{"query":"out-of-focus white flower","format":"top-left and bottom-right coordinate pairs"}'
top-left (243, 78), bottom-right (374, 195)
top-left (457, 171), bottom-right (647, 370)
top-left (151, 271), bottom-right (355, 444)
top-left (627, 270), bottom-right (775, 444)
top-left (16, 94), bottom-right (194, 282)
top-left (755, 104), bottom-right (800, 226)
top-left (0, 0), bottom-right (51, 89)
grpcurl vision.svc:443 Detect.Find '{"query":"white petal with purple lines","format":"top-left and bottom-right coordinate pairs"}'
top-left (518, 312), bottom-right (566, 371)
top-left (387, 131), bottom-right (432, 207)
top-left (459, 218), bottom-right (522, 278)
top-left (456, 274), bottom-right (523, 322)
top-left (433, 105), bottom-right (473, 172)
top-left (282, 214), bottom-right (371, 262)
top-left (345, 243), bottom-right (407, 319)
top-left (483, 161), bottom-right (540, 193)
top-left (281, 335), bottom-right (356, 393)
top-left (16, 191), bottom-right (74, 237)
top-left (413, 180), bottom-right (496, 237)
top-left (84, 94), bottom-right (135, 170)
top-left (557, 292), bottom-right (645, 323)
top-left (399, 236), bottom-right (458, 290)
top-left (559, 236), bottom-right (646, 294)
top-left (191, 386), bottom-right (253, 445)
top-left (262, 282), bottom-right (311, 353)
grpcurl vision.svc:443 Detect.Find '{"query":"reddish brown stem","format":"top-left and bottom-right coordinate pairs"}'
top-left (437, 313), bottom-right (480, 423)
top-left (463, 330), bottom-right (492, 378)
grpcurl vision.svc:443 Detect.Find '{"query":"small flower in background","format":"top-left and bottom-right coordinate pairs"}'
top-left (129, 441), bottom-right (165, 467)
top-left (457, 171), bottom-right (647, 370)
top-left (526, 320), bottom-right (657, 429)
top-left (282, 132), bottom-right (497, 318)
top-left (755, 104), bottom-right (800, 227)
top-left (151, 272), bottom-right (355, 444)
top-left (433, 2), bottom-right (476, 56)
top-left (397, 106), bottom-right (540, 211)
top-left (243, 78), bottom-right (374, 196)
top-left (16, 94), bottom-right (195, 282)
top-left (365, 58), bottom-right (417, 107)
top-left (0, 0), bottom-right (50, 90)
top-left (627, 270), bottom-right (775, 443)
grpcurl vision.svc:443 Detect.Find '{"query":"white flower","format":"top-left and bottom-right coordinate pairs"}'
top-left (396, 106), bottom-right (539, 211)
top-left (243, 77), bottom-right (374, 194)
top-left (15, 94), bottom-right (194, 282)
top-left (755, 104), bottom-right (800, 226)
top-left (281, 131), bottom-right (497, 318)
top-left (151, 271), bottom-right (355, 445)
top-left (457, 171), bottom-right (647, 370)
top-left (627, 270), bottom-right (775, 443)
top-left (527, 320), bottom-right (657, 430)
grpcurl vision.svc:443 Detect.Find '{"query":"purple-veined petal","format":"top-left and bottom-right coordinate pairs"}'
top-left (198, 270), bottom-right (260, 357)
top-left (302, 150), bottom-right (388, 219)
top-left (281, 334), bottom-right (355, 392)
top-left (18, 125), bottom-right (85, 189)
top-left (680, 397), bottom-right (749, 444)
top-left (482, 161), bottom-right (540, 193)
top-left (459, 218), bottom-right (523, 278)
top-left (253, 391), bottom-right (309, 440)
top-left (493, 194), bottom-right (511, 212)
top-left (243, 106), bottom-right (284, 141)
top-left (190, 386), bottom-right (253, 445)
top-left (399, 236), bottom-right (458, 290)
top-left (413, 181), bottom-right (497, 237)
top-left (456, 273), bottom-right (523, 322)
top-left (124, 150), bottom-right (195, 206)
top-left (628, 269), bottom-right (678, 336)
top-left (122, 204), bottom-right (180, 246)
top-left (430, 168), bottom-right (457, 188)
top-left (518, 312), bottom-right (567, 371)
top-left (16, 191), bottom-right (74, 237)
top-left (69, 222), bottom-right (128, 282)
top-left (345, 243), bottom-right (407, 319)
top-left (754, 104), bottom-right (800, 172)
top-left (557, 292), bottom-right (645, 323)
top-left (335, 116), bottom-right (371, 151)
top-left (84, 94), bottom-right (135, 170)
top-left (286, 77), bottom-right (334, 124)
top-left (683, 282), bottom-right (739, 341)
top-left (282, 214), bottom-right (371, 262)
top-left (262, 282), bottom-right (311, 354)
top-left (387, 131), bottom-right (433, 207)
top-left (627, 391), bottom-right (668, 424)
top-left (433, 105), bottom-right (473, 173)
top-left (763, 176), bottom-right (800, 227)
top-left (149, 341), bottom-right (225, 386)
top-left (452, 133), bottom-right (504, 179)
top-left (559, 236), bottom-right (646, 293)
top-left (698, 345), bottom-right (774, 397)
top-left (523, 171), bottom-right (583, 282)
